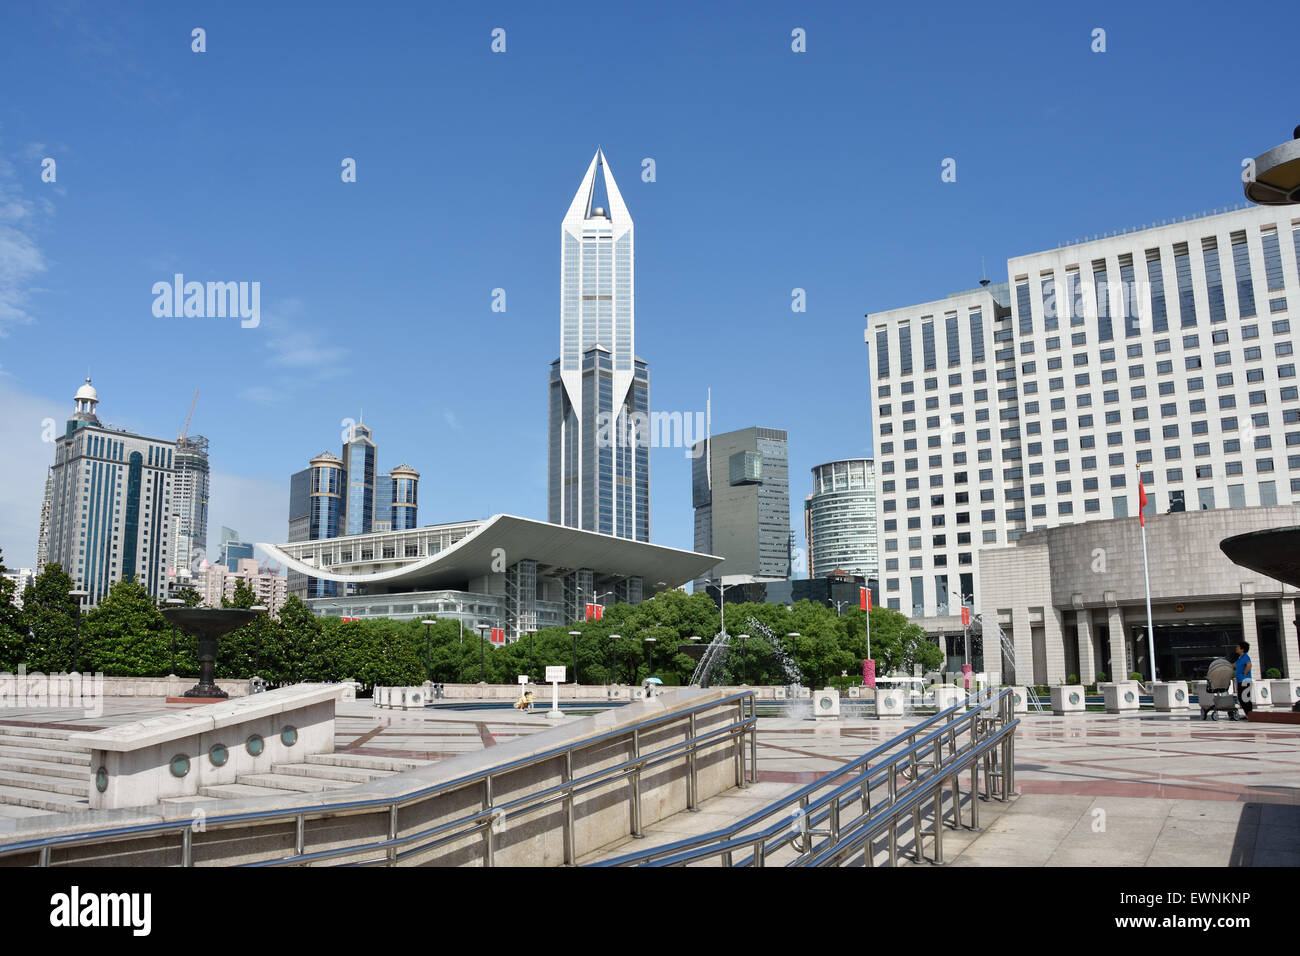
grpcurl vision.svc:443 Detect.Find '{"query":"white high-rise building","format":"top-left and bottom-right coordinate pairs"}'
top-left (805, 458), bottom-right (879, 580)
top-left (43, 378), bottom-right (175, 605)
top-left (548, 150), bottom-right (650, 541)
top-left (170, 435), bottom-right (210, 585)
top-left (866, 204), bottom-right (1300, 634)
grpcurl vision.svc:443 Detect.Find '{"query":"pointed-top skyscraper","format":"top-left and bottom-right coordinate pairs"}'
top-left (549, 150), bottom-right (650, 540)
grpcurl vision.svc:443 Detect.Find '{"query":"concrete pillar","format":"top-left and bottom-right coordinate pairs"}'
top-left (1105, 604), bottom-right (1126, 682)
top-left (1011, 607), bottom-right (1035, 686)
top-left (1241, 585), bottom-right (1260, 676)
top-left (1076, 610), bottom-right (1097, 685)
top-left (1044, 607), bottom-right (1068, 685)
top-left (1281, 597), bottom-right (1300, 679)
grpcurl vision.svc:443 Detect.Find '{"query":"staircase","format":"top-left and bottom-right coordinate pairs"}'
top-left (0, 726), bottom-right (92, 818)
top-left (161, 752), bottom-right (434, 804)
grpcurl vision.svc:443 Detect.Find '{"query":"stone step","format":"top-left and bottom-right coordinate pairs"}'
top-left (0, 745), bottom-right (90, 767)
top-left (0, 784), bottom-right (90, 813)
top-left (236, 772), bottom-right (354, 793)
top-left (0, 803), bottom-right (60, 819)
top-left (0, 770), bottom-right (88, 797)
top-left (269, 762), bottom-right (393, 783)
top-left (0, 756), bottom-right (88, 781)
top-left (306, 752), bottom-right (429, 772)
top-left (0, 726), bottom-right (79, 741)
top-left (160, 795), bottom-right (218, 806)
top-left (198, 783), bottom-right (289, 800)
top-left (0, 733), bottom-right (90, 754)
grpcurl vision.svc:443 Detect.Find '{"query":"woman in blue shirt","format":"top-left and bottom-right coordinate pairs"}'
top-left (1234, 641), bottom-right (1253, 718)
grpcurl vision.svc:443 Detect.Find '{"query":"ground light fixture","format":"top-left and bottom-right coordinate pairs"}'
top-left (475, 624), bottom-right (489, 683)
top-left (568, 630), bottom-right (581, 683)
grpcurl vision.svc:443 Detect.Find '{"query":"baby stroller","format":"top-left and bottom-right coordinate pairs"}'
top-left (1199, 658), bottom-right (1240, 721)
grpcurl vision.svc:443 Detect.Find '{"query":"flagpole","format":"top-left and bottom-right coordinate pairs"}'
top-left (1138, 471), bottom-right (1158, 683)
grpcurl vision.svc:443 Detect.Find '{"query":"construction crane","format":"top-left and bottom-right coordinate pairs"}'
top-left (178, 389), bottom-right (198, 445)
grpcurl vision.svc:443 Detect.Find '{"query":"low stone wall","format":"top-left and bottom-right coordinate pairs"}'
top-left (425, 682), bottom-right (808, 701)
top-left (72, 684), bottom-right (344, 810)
top-left (99, 676), bottom-right (251, 698)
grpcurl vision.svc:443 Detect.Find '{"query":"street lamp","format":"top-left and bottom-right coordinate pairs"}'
top-left (832, 599), bottom-right (849, 616)
top-left (475, 624), bottom-right (490, 684)
top-left (568, 630), bottom-right (581, 685)
top-left (608, 634), bottom-right (621, 684)
top-left (644, 636), bottom-right (657, 677)
top-left (68, 589), bottom-right (89, 672)
top-left (526, 630), bottom-right (535, 680)
top-left (250, 605), bottom-right (268, 680)
top-left (164, 597), bottom-right (184, 674)
top-left (421, 619), bottom-right (436, 681)
top-left (737, 634), bottom-right (749, 685)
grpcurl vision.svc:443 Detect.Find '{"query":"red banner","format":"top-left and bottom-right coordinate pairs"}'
top-left (961, 663), bottom-right (973, 690)
top-left (490, 627), bottom-right (505, 644)
top-left (585, 603), bottom-right (604, 621)
top-left (961, 606), bottom-right (970, 627)
top-left (862, 658), bottom-right (876, 688)
top-left (1138, 472), bottom-right (1148, 527)
top-left (859, 587), bottom-right (871, 611)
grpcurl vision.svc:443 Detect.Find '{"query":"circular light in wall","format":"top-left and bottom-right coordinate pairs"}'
top-left (169, 754), bottom-right (191, 778)
top-left (1175, 689), bottom-right (1186, 702)
top-left (246, 734), bottom-right (265, 757)
top-left (95, 766), bottom-right (108, 793)
top-left (1124, 691), bottom-right (1135, 703)
top-left (209, 744), bottom-right (229, 767)
top-left (280, 726), bottom-right (298, 747)
top-left (885, 696), bottom-right (896, 708)
top-left (1069, 693), bottom-right (1081, 705)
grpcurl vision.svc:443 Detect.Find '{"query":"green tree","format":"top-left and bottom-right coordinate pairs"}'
top-left (82, 579), bottom-right (176, 676)
top-left (21, 563), bottom-right (78, 671)
top-left (173, 586), bottom-right (204, 607)
top-left (0, 548), bottom-right (28, 670)
top-left (222, 578), bottom-right (258, 609)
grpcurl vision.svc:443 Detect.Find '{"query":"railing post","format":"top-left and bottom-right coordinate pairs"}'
top-left (387, 803), bottom-right (398, 864)
top-left (564, 750), bottom-right (577, 864)
top-left (182, 825), bottom-right (193, 867)
top-left (484, 776), bottom-right (495, 866)
top-left (295, 813), bottom-right (305, 857)
top-left (631, 728), bottom-right (644, 839)
top-left (887, 772), bottom-right (899, 867)
top-left (735, 697), bottom-right (746, 789)
top-left (687, 712), bottom-right (699, 811)
top-left (748, 695), bottom-right (758, 784)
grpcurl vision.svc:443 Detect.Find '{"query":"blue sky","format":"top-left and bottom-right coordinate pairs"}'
top-left (0, 0), bottom-right (1294, 569)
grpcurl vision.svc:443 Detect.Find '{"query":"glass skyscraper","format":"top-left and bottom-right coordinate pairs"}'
top-left (548, 150), bottom-right (650, 541)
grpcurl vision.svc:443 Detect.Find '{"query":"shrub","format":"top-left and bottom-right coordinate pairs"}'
top-left (1129, 672), bottom-right (1143, 682)
top-left (1096, 671), bottom-right (1108, 683)
top-left (1266, 667), bottom-right (1282, 680)
top-left (1067, 674), bottom-right (1079, 685)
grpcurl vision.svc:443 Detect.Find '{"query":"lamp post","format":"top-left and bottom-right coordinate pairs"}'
top-left (737, 634), bottom-right (749, 685)
top-left (708, 576), bottom-right (730, 637)
top-left (644, 636), bottom-right (656, 678)
top-left (608, 634), bottom-right (621, 684)
top-left (250, 605), bottom-right (268, 679)
top-left (527, 630), bottom-right (535, 680)
top-left (421, 619), bottom-right (435, 681)
top-left (568, 630), bottom-right (581, 685)
top-left (68, 589), bottom-right (89, 672)
top-left (475, 624), bottom-right (489, 684)
top-left (164, 597), bottom-right (184, 674)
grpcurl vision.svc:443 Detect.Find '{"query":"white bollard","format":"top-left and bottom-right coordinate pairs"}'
top-left (1152, 681), bottom-right (1190, 712)
top-left (1103, 681), bottom-right (1141, 714)
top-left (1051, 685), bottom-right (1086, 715)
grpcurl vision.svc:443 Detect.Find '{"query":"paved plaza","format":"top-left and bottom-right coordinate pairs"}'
top-left (3, 697), bottom-right (1298, 867)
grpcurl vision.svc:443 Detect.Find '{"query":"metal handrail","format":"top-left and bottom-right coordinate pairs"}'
top-left (0, 690), bottom-right (758, 867)
top-left (591, 688), bottom-right (1018, 867)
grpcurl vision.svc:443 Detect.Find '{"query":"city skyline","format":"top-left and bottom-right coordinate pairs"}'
top-left (0, 3), bottom-right (1292, 572)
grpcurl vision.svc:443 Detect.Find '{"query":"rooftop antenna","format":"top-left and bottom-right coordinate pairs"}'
top-left (705, 387), bottom-right (712, 492)
top-left (979, 256), bottom-right (990, 287)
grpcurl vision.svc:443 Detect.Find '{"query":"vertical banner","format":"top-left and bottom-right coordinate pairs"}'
top-left (961, 606), bottom-right (970, 627)
top-left (863, 658), bottom-right (876, 689)
top-left (961, 663), bottom-right (973, 690)
top-left (859, 587), bottom-right (871, 610)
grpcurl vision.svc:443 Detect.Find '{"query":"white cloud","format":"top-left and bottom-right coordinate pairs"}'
top-left (444, 410), bottom-right (462, 431)
top-left (0, 378), bottom-right (65, 568)
top-left (0, 142), bottom-right (52, 334)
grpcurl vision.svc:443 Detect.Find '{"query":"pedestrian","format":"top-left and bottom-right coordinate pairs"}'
top-left (1234, 640), bottom-right (1253, 718)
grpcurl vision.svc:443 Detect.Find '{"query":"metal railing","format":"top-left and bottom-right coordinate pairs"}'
top-left (591, 688), bottom-right (1019, 867)
top-left (0, 691), bottom-right (758, 868)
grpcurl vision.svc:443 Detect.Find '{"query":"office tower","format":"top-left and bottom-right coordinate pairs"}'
top-left (548, 149), bottom-right (650, 541)
top-left (373, 473), bottom-right (393, 533)
top-left (341, 422), bottom-right (377, 536)
top-left (805, 458), bottom-right (879, 579)
top-left (35, 467), bottom-right (52, 571)
top-left (170, 435), bottom-right (210, 581)
top-left (42, 378), bottom-right (175, 604)
top-left (691, 426), bottom-right (791, 586)
top-left (389, 463), bottom-right (419, 530)
top-left (217, 527), bottom-right (255, 572)
top-left (866, 203), bottom-right (1300, 622)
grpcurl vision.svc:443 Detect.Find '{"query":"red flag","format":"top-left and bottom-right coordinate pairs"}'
top-left (585, 603), bottom-right (595, 621)
top-left (961, 606), bottom-right (970, 627)
top-left (860, 587), bottom-right (871, 611)
top-left (594, 604), bottom-right (604, 621)
top-left (491, 627), bottom-right (505, 644)
top-left (1137, 472), bottom-right (1148, 527)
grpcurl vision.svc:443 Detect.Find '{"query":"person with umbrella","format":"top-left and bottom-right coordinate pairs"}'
top-left (642, 677), bottom-right (663, 699)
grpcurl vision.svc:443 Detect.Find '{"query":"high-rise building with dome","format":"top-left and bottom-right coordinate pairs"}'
top-left (40, 378), bottom-right (176, 604)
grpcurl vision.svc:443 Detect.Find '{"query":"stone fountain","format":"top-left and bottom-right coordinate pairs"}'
top-left (161, 607), bottom-right (257, 699)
